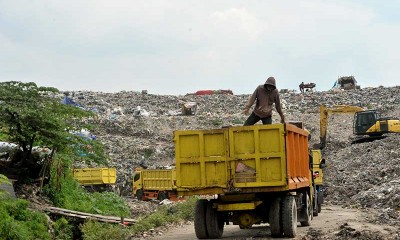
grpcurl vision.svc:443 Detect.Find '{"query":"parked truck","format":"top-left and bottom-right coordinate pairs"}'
top-left (174, 123), bottom-right (317, 238)
top-left (133, 168), bottom-right (178, 201)
top-left (72, 168), bottom-right (116, 191)
top-left (310, 149), bottom-right (325, 216)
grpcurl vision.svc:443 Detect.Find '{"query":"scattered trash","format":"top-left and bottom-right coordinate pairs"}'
top-left (111, 107), bottom-right (124, 115)
top-left (70, 129), bottom-right (96, 140)
top-left (181, 102), bottom-right (197, 115)
top-left (0, 142), bottom-right (18, 153)
top-left (62, 94), bottom-right (85, 109)
top-left (133, 106), bottom-right (149, 117)
top-left (159, 199), bottom-right (173, 205)
top-left (187, 89), bottom-right (234, 96)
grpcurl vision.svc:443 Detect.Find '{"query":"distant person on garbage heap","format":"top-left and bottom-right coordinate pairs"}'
top-left (299, 82), bottom-right (305, 93)
top-left (243, 76), bottom-right (285, 125)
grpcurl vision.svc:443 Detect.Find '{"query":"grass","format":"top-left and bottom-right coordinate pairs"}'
top-left (42, 165), bottom-right (196, 239)
top-left (81, 197), bottom-right (197, 239)
top-left (44, 166), bottom-right (131, 217)
top-left (212, 118), bottom-right (223, 126)
top-left (0, 196), bottom-right (50, 240)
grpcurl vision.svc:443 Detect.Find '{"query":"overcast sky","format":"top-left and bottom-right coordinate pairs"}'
top-left (1, 1), bottom-right (399, 95)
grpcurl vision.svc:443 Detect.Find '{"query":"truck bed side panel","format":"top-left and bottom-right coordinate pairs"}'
top-left (73, 168), bottom-right (116, 185)
top-left (285, 124), bottom-right (311, 189)
top-left (142, 170), bottom-right (176, 191)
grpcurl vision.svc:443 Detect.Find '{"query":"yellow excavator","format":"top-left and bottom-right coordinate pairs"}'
top-left (318, 105), bottom-right (400, 148)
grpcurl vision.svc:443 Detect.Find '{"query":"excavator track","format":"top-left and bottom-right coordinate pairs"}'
top-left (351, 135), bottom-right (387, 144)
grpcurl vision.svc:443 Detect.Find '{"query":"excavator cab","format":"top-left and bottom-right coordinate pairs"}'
top-left (353, 110), bottom-right (381, 136)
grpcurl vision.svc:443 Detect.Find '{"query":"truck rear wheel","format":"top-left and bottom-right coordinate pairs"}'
top-left (206, 201), bottom-right (224, 238)
top-left (194, 199), bottom-right (208, 239)
top-left (269, 197), bottom-right (283, 237)
top-left (300, 193), bottom-right (312, 226)
top-left (282, 195), bottom-right (297, 237)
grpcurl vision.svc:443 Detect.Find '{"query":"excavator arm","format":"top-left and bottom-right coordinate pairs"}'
top-left (319, 105), bottom-right (364, 149)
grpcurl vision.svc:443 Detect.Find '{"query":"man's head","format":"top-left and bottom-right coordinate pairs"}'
top-left (264, 76), bottom-right (276, 91)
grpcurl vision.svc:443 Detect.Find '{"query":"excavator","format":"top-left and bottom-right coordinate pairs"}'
top-left (318, 105), bottom-right (400, 149)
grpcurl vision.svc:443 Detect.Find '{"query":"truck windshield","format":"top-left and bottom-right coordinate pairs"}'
top-left (133, 172), bottom-right (140, 182)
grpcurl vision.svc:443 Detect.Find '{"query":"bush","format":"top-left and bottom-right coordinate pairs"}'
top-left (231, 118), bottom-right (243, 125)
top-left (131, 197), bottom-right (196, 235)
top-left (53, 217), bottom-right (73, 240)
top-left (81, 221), bottom-right (131, 240)
top-left (45, 171), bottom-right (130, 217)
top-left (80, 197), bottom-right (197, 239)
top-left (211, 118), bottom-right (223, 126)
top-left (174, 197), bottom-right (197, 221)
top-left (0, 197), bottom-right (50, 240)
top-left (0, 218), bottom-right (31, 240)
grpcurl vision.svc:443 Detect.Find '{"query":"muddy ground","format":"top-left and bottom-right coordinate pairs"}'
top-left (145, 204), bottom-right (399, 240)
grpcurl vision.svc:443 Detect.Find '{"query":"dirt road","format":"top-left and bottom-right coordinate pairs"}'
top-left (148, 204), bottom-right (398, 240)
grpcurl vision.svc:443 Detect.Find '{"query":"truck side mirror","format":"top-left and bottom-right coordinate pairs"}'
top-left (320, 159), bottom-right (326, 169)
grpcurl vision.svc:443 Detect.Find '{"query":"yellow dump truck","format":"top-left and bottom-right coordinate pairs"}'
top-left (174, 123), bottom-right (316, 238)
top-left (311, 149), bottom-right (325, 216)
top-left (133, 168), bottom-right (178, 201)
top-left (72, 168), bottom-right (116, 191)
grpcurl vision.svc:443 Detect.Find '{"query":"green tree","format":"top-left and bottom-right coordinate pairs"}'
top-left (0, 81), bottom-right (107, 180)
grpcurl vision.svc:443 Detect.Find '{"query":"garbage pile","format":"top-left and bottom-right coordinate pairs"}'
top-left (324, 134), bottom-right (400, 226)
top-left (66, 86), bottom-right (400, 227)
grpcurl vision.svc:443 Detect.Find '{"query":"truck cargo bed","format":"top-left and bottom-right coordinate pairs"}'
top-left (174, 123), bottom-right (310, 195)
top-left (73, 168), bottom-right (116, 185)
top-left (140, 169), bottom-right (176, 191)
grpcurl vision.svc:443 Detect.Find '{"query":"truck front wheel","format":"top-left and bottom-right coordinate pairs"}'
top-left (318, 191), bottom-right (323, 213)
top-left (157, 191), bottom-right (167, 201)
top-left (282, 195), bottom-right (297, 237)
top-left (313, 189), bottom-right (319, 216)
top-left (194, 199), bottom-right (208, 239)
top-left (136, 189), bottom-right (143, 201)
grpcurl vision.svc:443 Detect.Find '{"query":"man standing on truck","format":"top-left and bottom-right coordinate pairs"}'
top-left (243, 76), bottom-right (285, 125)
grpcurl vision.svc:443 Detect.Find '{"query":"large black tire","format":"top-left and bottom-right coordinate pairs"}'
top-left (136, 189), bottom-right (143, 201)
top-left (282, 195), bottom-right (297, 238)
top-left (206, 201), bottom-right (224, 239)
top-left (313, 187), bottom-right (319, 216)
top-left (269, 197), bottom-right (283, 237)
top-left (157, 191), bottom-right (167, 201)
top-left (194, 199), bottom-right (208, 239)
top-left (318, 191), bottom-right (323, 213)
top-left (300, 193), bottom-right (312, 226)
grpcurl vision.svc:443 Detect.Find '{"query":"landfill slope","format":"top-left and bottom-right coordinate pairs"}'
top-left (71, 86), bottom-right (400, 227)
